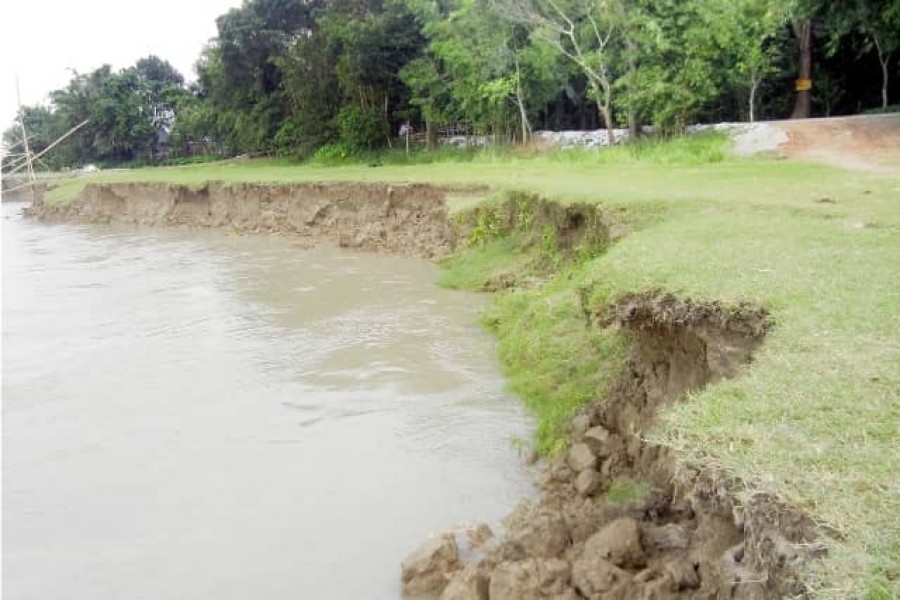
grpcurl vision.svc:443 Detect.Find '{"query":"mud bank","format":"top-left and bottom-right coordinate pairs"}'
top-left (404, 293), bottom-right (823, 600)
top-left (26, 181), bottom-right (457, 258)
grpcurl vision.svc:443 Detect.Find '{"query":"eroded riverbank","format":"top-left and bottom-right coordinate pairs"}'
top-left (403, 294), bottom-right (820, 599)
top-left (18, 184), bottom-right (827, 598)
top-left (27, 181), bottom-right (460, 258)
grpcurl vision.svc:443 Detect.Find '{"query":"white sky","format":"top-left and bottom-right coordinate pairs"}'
top-left (0, 0), bottom-right (244, 131)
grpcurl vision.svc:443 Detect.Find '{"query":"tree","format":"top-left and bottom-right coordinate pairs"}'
top-left (320, 0), bottom-right (426, 146)
top-left (204, 0), bottom-right (324, 153)
top-left (617, 0), bottom-right (725, 133)
top-left (503, 0), bottom-right (627, 144)
top-left (823, 0), bottom-right (900, 108)
top-left (404, 0), bottom-right (558, 144)
top-left (2, 105), bottom-right (70, 171)
top-left (400, 55), bottom-right (453, 149)
top-left (275, 32), bottom-right (342, 155)
top-left (790, 20), bottom-right (813, 117)
top-left (866, 0), bottom-right (900, 108)
top-left (706, 0), bottom-right (785, 121)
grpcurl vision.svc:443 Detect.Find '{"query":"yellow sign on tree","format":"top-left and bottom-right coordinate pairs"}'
top-left (795, 78), bottom-right (812, 92)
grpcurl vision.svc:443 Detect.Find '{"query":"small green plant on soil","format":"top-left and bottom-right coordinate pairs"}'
top-left (470, 207), bottom-right (503, 246)
top-left (515, 194), bottom-right (535, 231)
top-left (605, 477), bottom-right (652, 507)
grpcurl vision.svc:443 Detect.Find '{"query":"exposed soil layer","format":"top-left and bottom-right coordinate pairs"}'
top-left (404, 293), bottom-right (823, 600)
top-left (27, 181), bottom-right (457, 258)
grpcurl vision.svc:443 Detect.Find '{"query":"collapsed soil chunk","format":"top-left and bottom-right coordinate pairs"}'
top-left (402, 534), bottom-right (462, 596)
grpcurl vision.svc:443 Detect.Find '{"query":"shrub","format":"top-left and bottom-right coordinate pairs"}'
top-left (311, 142), bottom-right (357, 162)
top-left (337, 106), bottom-right (390, 151)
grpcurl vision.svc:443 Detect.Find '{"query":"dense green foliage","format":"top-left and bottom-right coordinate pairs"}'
top-left (3, 0), bottom-right (899, 169)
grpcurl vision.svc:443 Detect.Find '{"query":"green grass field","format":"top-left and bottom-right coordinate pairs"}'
top-left (44, 135), bottom-right (899, 597)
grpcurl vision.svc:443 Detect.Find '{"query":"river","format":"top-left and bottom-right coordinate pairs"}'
top-left (1, 201), bottom-right (533, 599)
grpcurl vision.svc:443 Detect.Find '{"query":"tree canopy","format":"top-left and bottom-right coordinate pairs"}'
top-left (3, 0), bottom-right (898, 169)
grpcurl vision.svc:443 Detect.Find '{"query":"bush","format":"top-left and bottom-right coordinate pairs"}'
top-left (274, 119), bottom-right (300, 156)
top-left (311, 142), bottom-right (357, 162)
top-left (337, 106), bottom-right (390, 151)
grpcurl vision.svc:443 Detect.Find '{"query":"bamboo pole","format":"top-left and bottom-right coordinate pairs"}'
top-left (5, 119), bottom-right (89, 177)
top-left (15, 78), bottom-right (36, 202)
top-left (4, 179), bottom-right (39, 194)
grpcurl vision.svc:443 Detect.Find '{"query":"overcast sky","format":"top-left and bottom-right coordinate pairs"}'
top-left (0, 0), bottom-right (244, 131)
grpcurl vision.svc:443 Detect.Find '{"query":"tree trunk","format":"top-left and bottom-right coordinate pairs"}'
top-left (514, 56), bottom-right (531, 144)
top-left (516, 94), bottom-right (530, 144)
top-left (425, 119), bottom-right (439, 150)
top-left (791, 20), bottom-right (812, 119)
top-left (749, 77), bottom-right (759, 123)
top-left (625, 36), bottom-right (638, 142)
top-left (874, 37), bottom-right (890, 109)
top-left (600, 102), bottom-right (615, 148)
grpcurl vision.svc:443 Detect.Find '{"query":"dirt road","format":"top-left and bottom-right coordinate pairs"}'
top-left (763, 113), bottom-right (900, 172)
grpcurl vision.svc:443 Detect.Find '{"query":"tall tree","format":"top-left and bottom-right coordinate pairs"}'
top-left (706, 0), bottom-right (785, 121)
top-left (823, 0), bottom-right (900, 108)
top-left (274, 32), bottom-right (342, 154)
top-left (205, 0), bottom-right (324, 153)
top-left (503, 0), bottom-right (627, 144)
top-left (618, 0), bottom-right (724, 133)
top-left (405, 0), bottom-right (558, 143)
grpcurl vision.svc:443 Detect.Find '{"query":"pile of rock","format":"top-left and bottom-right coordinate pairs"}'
top-left (434, 121), bottom-right (791, 154)
top-left (532, 129), bottom-right (632, 149)
top-left (402, 507), bottom-right (702, 600)
top-left (401, 411), bottom-right (720, 600)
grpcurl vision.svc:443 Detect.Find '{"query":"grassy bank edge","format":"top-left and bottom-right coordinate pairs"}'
top-left (437, 185), bottom-right (899, 598)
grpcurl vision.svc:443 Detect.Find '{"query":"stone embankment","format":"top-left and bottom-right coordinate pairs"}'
top-left (403, 294), bottom-right (823, 600)
top-left (26, 181), bottom-right (459, 259)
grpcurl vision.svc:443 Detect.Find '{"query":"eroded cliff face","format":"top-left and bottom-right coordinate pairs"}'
top-left (28, 181), bottom-right (458, 258)
top-left (404, 295), bottom-right (822, 600)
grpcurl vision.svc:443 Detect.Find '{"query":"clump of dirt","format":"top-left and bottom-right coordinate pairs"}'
top-left (404, 292), bottom-right (823, 599)
top-left (27, 181), bottom-right (457, 258)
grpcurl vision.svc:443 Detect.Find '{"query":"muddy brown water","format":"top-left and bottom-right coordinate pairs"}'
top-left (2, 201), bottom-right (533, 599)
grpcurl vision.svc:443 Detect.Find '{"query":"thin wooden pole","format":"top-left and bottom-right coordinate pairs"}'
top-left (5, 119), bottom-right (89, 177)
top-left (4, 152), bottom-right (33, 171)
top-left (4, 180), bottom-right (39, 194)
top-left (15, 78), bottom-right (37, 202)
